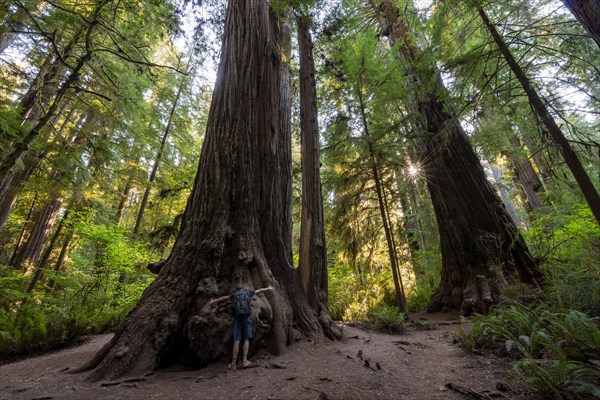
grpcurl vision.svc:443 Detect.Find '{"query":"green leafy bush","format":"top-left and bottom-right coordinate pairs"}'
top-left (328, 262), bottom-right (395, 322)
top-left (0, 220), bottom-right (155, 360)
top-left (512, 359), bottom-right (600, 400)
top-left (365, 306), bottom-right (405, 333)
top-left (459, 305), bottom-right (600, 399)
top-left (525, 205), bottom-right (600, 316)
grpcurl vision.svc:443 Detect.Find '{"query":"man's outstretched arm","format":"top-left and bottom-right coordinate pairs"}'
top-left (255, 286), bottom-right (273, 295)
top-left (209, 294), bottom-right (230, 305)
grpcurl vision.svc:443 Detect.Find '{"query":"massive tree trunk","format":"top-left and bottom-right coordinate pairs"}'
top-left (561, 0), bottom-right (600, 50)
top-left (297, 14), bottom-right (340, 335)
top-left (478, 6), bottom-right (600, 225)
top-left (372, 1), bottom-right (544, 314)
top-left (77, 0), bottom-right (337, 382)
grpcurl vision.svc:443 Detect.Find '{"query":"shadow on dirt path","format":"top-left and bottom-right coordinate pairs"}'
top-left (0, 313), bottom-right (526, 399)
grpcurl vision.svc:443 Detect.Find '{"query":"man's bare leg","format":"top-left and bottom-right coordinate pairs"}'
top-left (229, 340), bottom-right (240, 370)
top-left (242, 339), bottom-right (251, 367)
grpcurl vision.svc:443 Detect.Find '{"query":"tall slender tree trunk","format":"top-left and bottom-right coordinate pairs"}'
top-left (405, 170), bottom-right (431, 252)
top-left (508, 137), bottom-right (545, 213)
top-left (382, 183), bottom-right (410, 302)
top-left (11, 196), bottom-right (62, 272)
top-left (115, 145), bottom-right (142, 224)
top-left (134, 81), bottom-right (185, 235)
top-left (0, 2), bottom-right (105, 183)
top-left (46, 227), bottom-right (75, 291)
top-left (297, 14), bottom-right (329, 308)
top-left (371, 0), bottom-right (544, 314)
top-left (0, 1), bottom-right (47, 55)
top-left (356, 75), bottom-right (407, 313)
top-left (116, 178), bottom-right (133, 224)
top-left (76, 1), bottom-right (339, 382)
top-left (561, 0), bottom-right (600, 49)
top-left (491, 166), bottom-right (521, 226)
top-left (478, 6), bottom-right (600, 225)
top-left (26, 209), bottom-right (69, 293)
top-left (10, 193), bottom-right (38, 266)
top-left (396, 172), bottom-right (423, 256)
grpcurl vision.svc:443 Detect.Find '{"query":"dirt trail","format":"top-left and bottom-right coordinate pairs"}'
top-left (0, 313), bottom-right (526, 400)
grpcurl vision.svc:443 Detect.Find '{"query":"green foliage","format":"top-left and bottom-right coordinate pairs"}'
top-left (525, 205), bottom-right (600, 315)
top-left (512, 359), bottom-right (600, 400)
top-left (406, 248), bottom-right (442, 311)
top-left (365, 306), bottom-right (405, 333)
top-left (459, 305), bottom-right (600, 398)
top-left (457, 206), bottom-right (600, 398)
top-left (0, 107), bottom-right (22, 155)
top-left (328, 262), bottom-right (395, 322)
top-left (0, 218), bottom-right (155, 358)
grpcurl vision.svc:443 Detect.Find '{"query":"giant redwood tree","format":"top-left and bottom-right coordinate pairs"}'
top-left (561, 0), bottom-right (600, 50)
top-left (296, 12), bottom-right (345, 326)
top-left (370, 0), bottom-right (544, 314)
top-left (76, 0), bottom-right (339, 381)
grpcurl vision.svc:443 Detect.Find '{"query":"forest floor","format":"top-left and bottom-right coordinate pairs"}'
top-left (0, 312), bottom-right (530, 400)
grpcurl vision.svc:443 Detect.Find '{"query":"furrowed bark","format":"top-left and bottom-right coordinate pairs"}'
top-left (297, 14), bottom-right (342, 338)
top-left (371, 0), bottom-right (544, 314)
top-left (561, 0), bottom-right (600, 49)
top-left (80, 0), bottom-right (335, 382)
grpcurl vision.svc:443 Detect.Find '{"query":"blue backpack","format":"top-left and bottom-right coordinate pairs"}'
top-left (231, 290), bottom-right (251, 317)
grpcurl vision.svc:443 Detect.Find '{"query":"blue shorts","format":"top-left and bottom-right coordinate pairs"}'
top-left (233, 315), bottom-right (253, 341)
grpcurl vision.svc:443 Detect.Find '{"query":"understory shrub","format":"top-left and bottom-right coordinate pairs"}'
top-left (328, 247), bottom-right (442, 325)
top-left (0, 266), bottom-right (152, 360)
top-left (0, 221), bottom-right (155, 360)
top-left (365, 305), bottom-right (405, 333)
top-left (525, 205), bottom-right (600, 316)
top-left (459, 305), bottom-right (600, 399)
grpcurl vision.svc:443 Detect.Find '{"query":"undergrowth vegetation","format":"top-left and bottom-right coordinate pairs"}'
top-left (459, 306), bottom-right (600, 399)
top-left (456, 205), bottom-right (600, 399)
top-left (526, 205), bottom-right (600, 316)
top-left (0, 221), bottom-right (155, 360)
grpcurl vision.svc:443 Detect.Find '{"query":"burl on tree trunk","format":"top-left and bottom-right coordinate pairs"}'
top-left (75, 0), bottom-right (339, 382)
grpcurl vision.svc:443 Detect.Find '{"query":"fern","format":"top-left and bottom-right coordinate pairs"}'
top-left (459, 305), bottom-right (600, 399)
top-left (365, 306), bottom-right (405, 333)
top-left (513, 359), bottom-right (600, 400)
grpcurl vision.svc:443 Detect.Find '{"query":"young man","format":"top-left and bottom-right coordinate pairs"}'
top-left (209, 285), bottom-right (273, 370)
